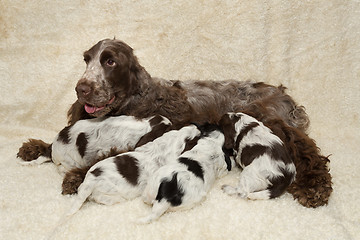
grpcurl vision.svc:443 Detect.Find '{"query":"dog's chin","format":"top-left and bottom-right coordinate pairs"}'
top-left (88, 106), bottom-right (113, 117)
top-left (82, 96), bottom-right (116, 117)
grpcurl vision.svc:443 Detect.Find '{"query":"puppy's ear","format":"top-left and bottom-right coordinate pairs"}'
top-left (219, 114), bottom-right (236, 150)
top-left (222, 147), bottom-right (233, 171)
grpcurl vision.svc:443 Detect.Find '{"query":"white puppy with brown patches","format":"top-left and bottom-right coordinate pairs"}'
top-left (219, 112), bottom-right (296, 200)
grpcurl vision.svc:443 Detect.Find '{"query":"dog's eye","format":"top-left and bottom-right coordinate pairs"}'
top-left (106, 59), bottom-right (116, 67)
top-left (83, 55), bottom-right (90, 64)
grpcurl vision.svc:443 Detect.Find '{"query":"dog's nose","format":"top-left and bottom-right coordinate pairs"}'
top-left (76, 83), bottom-right (92, 97)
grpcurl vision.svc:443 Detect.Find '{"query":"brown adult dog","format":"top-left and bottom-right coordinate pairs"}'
top-left (18, 39), bottom-right (331, 207)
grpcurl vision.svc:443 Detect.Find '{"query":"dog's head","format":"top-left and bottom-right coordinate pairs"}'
top-left (75, 39), bottom-right (147, 117)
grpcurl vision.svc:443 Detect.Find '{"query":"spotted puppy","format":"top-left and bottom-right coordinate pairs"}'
top-left (66, 124), bottom-right (201, 216)
top-left (220, 112), bottom-right (296, 200)
top-left (21, 115), bottom-right (171, 175)
top-left (139, 124), bottom-right (234, 223)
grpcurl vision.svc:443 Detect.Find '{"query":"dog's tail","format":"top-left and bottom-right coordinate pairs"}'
top-left (17, 138), bottom-right (52, 164)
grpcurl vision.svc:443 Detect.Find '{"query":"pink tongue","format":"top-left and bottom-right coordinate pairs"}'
top-left (84, 104), bottom-right (104, 114)
top-left (84, 96), bottom-right (115, 114)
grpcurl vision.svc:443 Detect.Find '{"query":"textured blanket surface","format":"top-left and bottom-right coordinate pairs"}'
top-left (1, 1), bottom-right (359, 239)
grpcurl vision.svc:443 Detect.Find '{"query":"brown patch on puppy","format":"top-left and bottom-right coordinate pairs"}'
top-left (181, 136), bottom-right (201, 154)
top-left (91, 167), bottom-right (103, 177)
top-left (76, 132), bottom-right (88, 158)
top-left (62, 147), bottom-right (127, 194)
top-left (114, 155), bottom-right (139, 186)
top-left (17, 139), bottom-right (52, 161)
top-left (235, 122), bottom-right (259, 151)
top-left (149, 115), bottom-right (165, 126)
top-left (135, 117), bottom-right (172, 148)
top-left (58, 126), bottom-right (72, 144)
top-left (270, 142), bottom-right (292, 165)
top-left (240, 144), bottom-right (268, 167)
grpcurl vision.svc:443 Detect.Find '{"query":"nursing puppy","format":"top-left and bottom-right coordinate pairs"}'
top-left (139, 124), bottom-right (234, 223)
top-left (220, 112), bottom-right (296, 200)
top-left (66, 124), bottom-right (201, 216)
top-left (20, 115), bottom-right (171, 175)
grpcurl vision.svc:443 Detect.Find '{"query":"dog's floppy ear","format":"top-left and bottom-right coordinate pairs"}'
top-left (126, 48), bottom-right (151, 82)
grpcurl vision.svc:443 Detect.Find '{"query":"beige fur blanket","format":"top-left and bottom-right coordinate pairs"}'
top-left (1, 1), bottom-right (359, 239)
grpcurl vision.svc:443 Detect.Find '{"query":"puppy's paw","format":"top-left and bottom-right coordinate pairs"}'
top-left (221, 185), bottom-right (237, 195)
top-left (222, 185), bottom-right (247, 198)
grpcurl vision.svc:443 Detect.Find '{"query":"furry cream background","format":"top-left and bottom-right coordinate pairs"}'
top-left (1, 1), bottom-right (359, 239)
